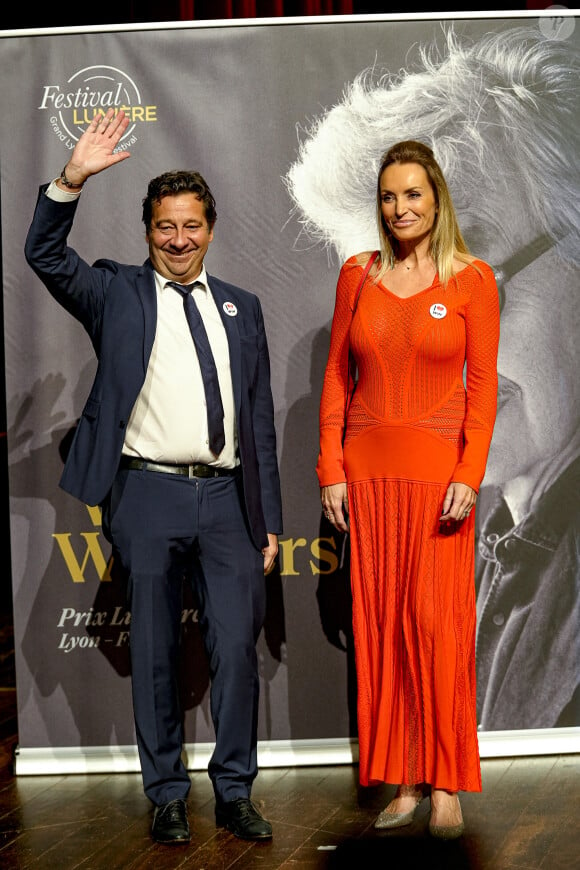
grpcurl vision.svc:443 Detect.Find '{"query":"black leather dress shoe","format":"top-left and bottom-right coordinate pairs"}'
top-left (151, 798), bottom-right (190, 844)
top-left (215, 797), bottom-right (273, 840)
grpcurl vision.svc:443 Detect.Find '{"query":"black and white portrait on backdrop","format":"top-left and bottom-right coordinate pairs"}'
top-left (285, 21), bottom-right (580, 732)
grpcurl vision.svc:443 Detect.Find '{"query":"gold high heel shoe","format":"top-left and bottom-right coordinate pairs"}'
top-left (374, 785), bottom-right (429, 830)
top-left (428, 791), bottom-right (464, 839)
top-left (429, 818), bottom-right (465, 839)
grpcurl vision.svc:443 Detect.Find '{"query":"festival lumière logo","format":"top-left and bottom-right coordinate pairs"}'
top-left (37, 64), bottom-right (156, 151)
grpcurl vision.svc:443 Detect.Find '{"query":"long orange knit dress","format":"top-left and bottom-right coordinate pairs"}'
top-left (317, 254), bottom-right (500, 792)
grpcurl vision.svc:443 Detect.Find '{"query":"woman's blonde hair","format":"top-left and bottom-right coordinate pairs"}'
top-left (375, 140), bottom-right (471, 286)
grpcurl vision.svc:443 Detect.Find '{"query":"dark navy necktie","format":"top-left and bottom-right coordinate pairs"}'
top-left (168, 281), bottom-right (226, 456)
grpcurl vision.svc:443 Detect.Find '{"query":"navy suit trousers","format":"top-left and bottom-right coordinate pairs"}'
top-left (106, 465), bottom-right (265, 806)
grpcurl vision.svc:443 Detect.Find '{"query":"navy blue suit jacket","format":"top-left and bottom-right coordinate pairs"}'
top-left (25, 185), bottom-right (283, 550)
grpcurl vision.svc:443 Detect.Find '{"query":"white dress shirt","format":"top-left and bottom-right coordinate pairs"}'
top-left (124, 269), bottom-right (238, 466)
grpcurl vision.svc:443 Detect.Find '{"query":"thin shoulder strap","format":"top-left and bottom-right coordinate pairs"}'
top-left (353, 250), bottom-right (379, 315)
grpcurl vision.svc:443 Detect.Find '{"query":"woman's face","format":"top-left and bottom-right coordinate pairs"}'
top-left (379, 162), bottom-right (437, 246)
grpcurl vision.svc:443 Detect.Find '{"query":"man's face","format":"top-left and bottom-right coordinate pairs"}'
top-left (146, 192), bottom-right (213, 283)
top-left (459, 178), bottom-right (580, 487)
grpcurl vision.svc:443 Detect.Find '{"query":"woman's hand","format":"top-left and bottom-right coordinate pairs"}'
top-left (321, 483), bottom-right (349, 533)
top-left (440, 481), bottom-right (477, 523)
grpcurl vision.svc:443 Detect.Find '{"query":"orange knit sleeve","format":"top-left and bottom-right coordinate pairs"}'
top-left (316, 256), bottom-right (361, 487)
top-left (451, 260), bottom-right (500, 491)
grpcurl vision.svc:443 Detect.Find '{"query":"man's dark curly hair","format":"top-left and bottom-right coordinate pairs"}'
top-left (142, 170), bottom-right (217, 230)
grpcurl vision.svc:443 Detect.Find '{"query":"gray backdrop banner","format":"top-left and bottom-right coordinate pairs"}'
top-left (2, 13), bottom-right (579, 766)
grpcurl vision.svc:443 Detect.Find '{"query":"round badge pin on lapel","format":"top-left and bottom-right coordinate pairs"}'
top-left (223, 301), bottom-right (237, 317)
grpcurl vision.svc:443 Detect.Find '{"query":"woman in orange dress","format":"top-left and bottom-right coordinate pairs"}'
top-left (318, 140), bottom-right (500, 839)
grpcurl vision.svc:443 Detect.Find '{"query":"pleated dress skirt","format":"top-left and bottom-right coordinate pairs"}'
top-left (344, 422), bottom-right (482, 793)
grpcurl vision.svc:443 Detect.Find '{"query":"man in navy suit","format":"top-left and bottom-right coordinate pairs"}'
top-left (25, 109), bottom-right (282, 846)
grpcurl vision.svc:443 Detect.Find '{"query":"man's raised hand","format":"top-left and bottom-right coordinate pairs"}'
top-left (58, 109), bottom-right (131, 189)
